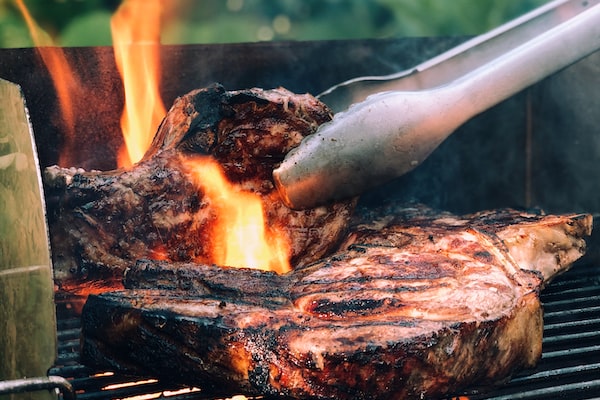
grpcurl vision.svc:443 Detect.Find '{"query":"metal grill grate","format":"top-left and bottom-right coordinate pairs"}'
top-left (463, 263), bottom-right (600, 400)
top-left (50, 263), bottom-right (600, 400)
top-left (50, 307), bottom-right (211, 400)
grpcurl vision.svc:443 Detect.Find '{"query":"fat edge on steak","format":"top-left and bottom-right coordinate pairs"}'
top-left (80, 206), bottom-right (592, 399)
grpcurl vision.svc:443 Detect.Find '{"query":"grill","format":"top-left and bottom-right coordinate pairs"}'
top-left (42, 263), bottom-right (600, 400)
top-left (1, 35), bottom-right (599, 400)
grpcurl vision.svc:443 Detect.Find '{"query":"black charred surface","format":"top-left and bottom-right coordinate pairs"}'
top-left (44, 152), bottom-right (207, 288)
top-left (309, 298), bottom-right (392, 317)
top-left (125, 260), bottom-right (293, 307)
top-left (80, 293), bottom-right (259, 396)
top-left (46, 85), bottom-right (355, 291)
top-left (177, 84), bottom-right (232, 155)
top-left (77, 205), bottom-right (597, 399)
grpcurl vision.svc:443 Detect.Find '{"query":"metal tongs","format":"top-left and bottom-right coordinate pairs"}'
top-left (273, 0), bottom-right (600, 209)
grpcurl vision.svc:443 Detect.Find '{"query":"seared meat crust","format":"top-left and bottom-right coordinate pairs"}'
top-left (45, 84), bottom-right (356, 291)
top-left (80, 206), bottom-right (592, 399)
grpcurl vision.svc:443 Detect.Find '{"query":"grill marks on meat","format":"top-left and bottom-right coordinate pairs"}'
top-left (343, 206), bottom-right (592, 284)
top-left (80, 206), bottom-right (592, 399)
top-left (44, 84), bottom-right (356, 291)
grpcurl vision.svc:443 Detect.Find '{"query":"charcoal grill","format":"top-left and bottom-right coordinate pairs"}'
top-left (0, 37), bottom-right (599, 400)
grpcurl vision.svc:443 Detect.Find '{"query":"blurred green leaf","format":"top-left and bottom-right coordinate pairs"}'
top-left (163, 13), bottom-right (267, 44)
top-left (375, 0), bottom-right (547, 36)
top-left (60, 10), bottom-right (112, 47)
top-left (0, 0), bottom-right (550, 48)
top-left (0, 11), bottom-right (33, 48)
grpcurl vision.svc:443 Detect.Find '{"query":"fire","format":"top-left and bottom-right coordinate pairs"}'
top-left (19, 1), bottom-right (290, 274)
top-left (15, 0), bottom-right (78, 167)
top-left (17, 0), bottom-right (165, 168)
top-left (111, 0), bottom-right (167, 168)
top-left (186, 157), bottom-right (291, 274)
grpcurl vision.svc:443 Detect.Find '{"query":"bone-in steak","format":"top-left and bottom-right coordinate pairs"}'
top-left (44, 85), bottom-right (356, 291)
top-left (80, 205), bottom-right (592, 399)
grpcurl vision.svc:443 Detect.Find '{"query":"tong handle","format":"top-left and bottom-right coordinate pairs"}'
top-left (274, 1), bottom-right (600, 210)
top-left (455, 1), bottom-right (600, 119)
top-left (319, 0), bottom-right (600, 113)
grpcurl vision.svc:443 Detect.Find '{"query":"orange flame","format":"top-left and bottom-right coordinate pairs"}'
top-left (186, 157), bottom-right (291, 274)
top-left (15, 0), bottom-right (78, 167)
top-left (111, 0), bottom-right (167, 168)
top-left (18, 1), bottom-right (289, 274)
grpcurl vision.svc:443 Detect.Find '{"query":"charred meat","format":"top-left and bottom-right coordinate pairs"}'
top-left (80, 205), bottom-right (592, 399)
top-left (44, 84), bottom-right (356, 291)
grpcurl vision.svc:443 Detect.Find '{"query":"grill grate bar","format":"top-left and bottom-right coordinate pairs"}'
top-left (542, 276), bottom-right (595, 289)
top-left (58, 340), bottom-right (79, 355)
top-left (540, 285), bottom-right (600, 302)
top-left (471, 378), bottom-right (600, 400)
top-left (56, 320), bottom-right (80, 332)
top-left (542, 330), bottom-right (600, 345)
top-left (75, 382), bottom-right (172, 400)
top-left (57, 327), bottom-right (81, 341)
top-left (542, 295), bottom-right (600, 311)
top-left (48, 364), bottom-right (92, 379)
top-left (541, 344), bottom-right (600, 360)
top-left (542, 279), bottom-right (594, 293)
top-left (544, 305), bottom-right (600, 319)
top-left (509, 362), bottom-right (600, 383)
top-left (544, 317), bottom-right (600, 332)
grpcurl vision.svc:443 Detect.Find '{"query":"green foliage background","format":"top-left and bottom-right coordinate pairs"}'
top-left (0, 0), bottom-right (546, 48)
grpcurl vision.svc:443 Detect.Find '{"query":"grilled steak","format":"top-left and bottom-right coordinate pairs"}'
top-left (80, 205), bottom-right (592, 399)
top-left (44, 84), bottom-right (355, 291)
